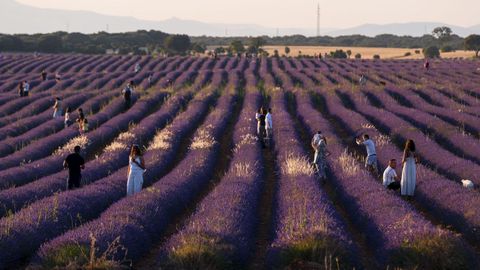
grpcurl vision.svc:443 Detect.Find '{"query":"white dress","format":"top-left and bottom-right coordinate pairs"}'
top-left (401, 152), bottom-right (416, 196)
top-left (127, 156), bottom-right (144, 196)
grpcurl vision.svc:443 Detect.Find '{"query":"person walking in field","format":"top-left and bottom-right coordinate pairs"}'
top-left (23, 80), bottom-right (30, 96)
top-left (255, 107), bottom-right (266, 148)
top-left (122, 82), bottom-right (134, 110)
top-left (265, 108), bottom-right (273, 139)
top-left (401, 139), bottom-right (418, 197)
top-left (52, 97), bottom-right (63, 118)
top-left (64, 107), bottom-right (72, 128)
top-left (63, 145), bottom-right (85, 190)
top-left (127, 144), bottom-right (146, 196)
top-left (55, 72), bottom-right (62, 82)
top-left (424, 60), bottom-right (430, 70)
top-left (76, 108), bottom-right (85, 132)
top-left (80, 118), bottom-right (89, 134)
top-left (41, 70), bottom-right (47, 81)
top-left (18, 82), bottom-right (24, 97)
top-left (383, 159), bottom-right (400, 190)
top-left (356, 134), bottom-right (378, 175)
top-left (134, 63), bottom-right (141, 73)
top-left (312, 131), bottom-right (330, 179)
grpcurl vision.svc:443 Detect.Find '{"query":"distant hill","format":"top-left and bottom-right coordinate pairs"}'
top-left (325, 22), bottom-right (480, 37)
top-left (0, 0), bottom-right (478, 37)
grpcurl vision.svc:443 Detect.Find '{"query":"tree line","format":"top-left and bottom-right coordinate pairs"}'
top-left (0, 27), bottom-right (478, 57)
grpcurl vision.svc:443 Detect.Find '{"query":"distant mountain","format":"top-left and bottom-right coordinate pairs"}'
top-left (324, 22), bottom-right (479, 37)
top-left (0, 0), bottom-right (335, 36)
top-left (0, 0), bottom-right (478, 37)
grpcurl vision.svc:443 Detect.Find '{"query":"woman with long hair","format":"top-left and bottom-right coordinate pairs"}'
top-left (401, 139), bottom-right (419, 197)
top-left (127, 144), bottom-right (146, 196)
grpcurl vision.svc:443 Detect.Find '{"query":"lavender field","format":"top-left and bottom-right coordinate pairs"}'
top-left (1, 54), bottom-right (480, 269)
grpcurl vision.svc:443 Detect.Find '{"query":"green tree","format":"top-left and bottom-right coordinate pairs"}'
top-left (354, 53), bottom-right (362, 59)
top-left (373, 54), bottom-right (381, 59)
top-left (229, 40), bottom-right (245, 54)
top-left (423, 46), bottom-right (441, 58)
top-left (273, 49), bottom-right (279, 58)
top-left (247, 37), bottom-right (266, 54)
top-left (285, 46), bottom-right (290, 56)
top-left (38, 35), bottom-right (63, 53)
top-left (346, 50), bottom-right (352, 58)
top-left (329, 49), bottom-right (347, 59)
top-left (465, 35), bottom-right (480, 57)
top-left (432, 26), bottom-right (452, 42)
top-left (191, 42), bottom-right (206, 54)
top-left (164, 34), bottom-right (191, 54)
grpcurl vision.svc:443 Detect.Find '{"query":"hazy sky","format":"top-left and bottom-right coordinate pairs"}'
top-left (17, 0), bottom-right (480, 28)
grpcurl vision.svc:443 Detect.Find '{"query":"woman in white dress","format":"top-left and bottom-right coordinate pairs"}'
top-left (401, 139), bottom-right (419, 197)
top-left (127, 145), bottom-right (146, 196)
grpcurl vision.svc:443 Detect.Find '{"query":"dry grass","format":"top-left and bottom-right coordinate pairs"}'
top-left (53, 135), bottom-right (90, 156)
top-left (232, 162), bottom-right (255, 177)
top-left (264, 45), bottom-right (477, 59)
top-left (149, 129), bottom-right (173, 150)
top-left (282, 154), bottom-right (315, 177)
top-left (190, 126), bottom-right (216, 150)
top-left (103, 132), bottom-right (135, 153)
top-left (338, 150), bottom-right (359, 176)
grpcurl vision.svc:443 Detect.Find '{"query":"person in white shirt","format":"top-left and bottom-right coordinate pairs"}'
top-left (356, 134), bottom-right (378, 175)
top-left (383, 159), bottom-right (400, 190)
top-left (311, 131), bottom-right (330, 179)
top-left (265, 108), bottom-right (273, 139)
top-left (23, 80), bottom-right (30, 96)
top-left (134, 63), bottom-right (141, 73)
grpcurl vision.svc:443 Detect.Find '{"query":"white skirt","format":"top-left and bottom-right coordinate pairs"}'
top-left (401, 157), bottom-right (416, 196)
top-left (127, 170), bottom-right (144, 196)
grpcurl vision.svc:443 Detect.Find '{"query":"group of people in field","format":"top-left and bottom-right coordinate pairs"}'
top-left (59, 58), bottom-right (436, 198)
top-left (312, 131), bottom-right (418, 197)
top-left (62, 64), bottom-right (143, 194)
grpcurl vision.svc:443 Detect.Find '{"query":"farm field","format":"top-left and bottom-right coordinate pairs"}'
top-left (263, 45), bottom-right (477, 59)
top-left (0, 54), bottom-right (480, 269)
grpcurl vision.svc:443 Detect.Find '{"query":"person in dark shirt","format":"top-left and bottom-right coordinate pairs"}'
top-left (41, 70), bottom-right (47, 81)
top-left (63, 145), bottom-right (85, 190)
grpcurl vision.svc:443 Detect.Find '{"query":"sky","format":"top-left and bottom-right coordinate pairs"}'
top-left (16, 0), bottom-right (480, 29)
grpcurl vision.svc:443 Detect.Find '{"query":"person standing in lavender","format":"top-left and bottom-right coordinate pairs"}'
top-left (41, 70), bottom-right (47, 81)
top-left (53, 97), bottom-right (63, 118)
top-left (401, 140), bottom-right (418, 197)
top-left (63, 145), bottom-right (85, 190)
top-left (265, 108), bottom-right (273, 139)
top-left (18, 82), bottom-right (24, 97)
top-left (64, 107), bottom-right (72, 128)
top-left (356, 134), bottom-right (378, 175)
top-left (23, 80), bottom-right (30, 96)
top-left (312, 131), bottom-right (330, 179)
top-left (255, 107), bottom-right (266, 148)
top-left (127, 145), bottom-right (146, 196)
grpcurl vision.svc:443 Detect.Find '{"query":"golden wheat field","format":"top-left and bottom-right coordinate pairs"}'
top-left (263, 45), bottom-right (476, 59)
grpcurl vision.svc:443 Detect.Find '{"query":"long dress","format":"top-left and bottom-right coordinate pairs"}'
top-left (127, 156), bottom-right (144, 196)
top-left (401, 151), bottom-right (416, 196)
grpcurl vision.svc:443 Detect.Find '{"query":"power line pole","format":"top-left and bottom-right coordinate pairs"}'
top-left (316, 3), bottom-right (321, 37)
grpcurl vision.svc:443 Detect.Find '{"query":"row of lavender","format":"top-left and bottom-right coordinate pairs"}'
top-left (0, 67), bottom-right (229, 268)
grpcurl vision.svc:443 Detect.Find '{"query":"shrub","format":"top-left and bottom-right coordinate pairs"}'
top-left (414, 50), bottom-right (421, 54)
top-left (423, 46), bottom-right (441, 58)
top-left (373, 54), bottom-right (381, 59)
top-left (354, 53), bottom-right (362, 59)
top-left (404, 52), bottom-right (412, 56)
top-left (329, 49), bottom-right (348, 59)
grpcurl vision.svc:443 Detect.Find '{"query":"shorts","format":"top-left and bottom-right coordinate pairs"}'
top-left (365, 155), bottom-right (378, 170)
